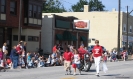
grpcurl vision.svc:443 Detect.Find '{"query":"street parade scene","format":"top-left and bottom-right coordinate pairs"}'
top-left (0, 0), bottom-right (133, 79)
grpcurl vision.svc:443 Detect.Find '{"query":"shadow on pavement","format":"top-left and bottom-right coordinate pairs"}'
top-left (81, 74), bottom-right (94, 75)
top-left (89, 69), bottom-right (96, 72)
top-left (102, 74), bottom-right (121, 76)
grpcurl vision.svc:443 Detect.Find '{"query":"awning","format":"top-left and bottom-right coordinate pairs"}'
top-left (80, 36), bottom-right (87, 41)
top-left (72, 35), bottom-right (77, 41)
top-left (63, 31), bottom-right (72, 41)
top-left (56, 34), bottom-right (63, 40)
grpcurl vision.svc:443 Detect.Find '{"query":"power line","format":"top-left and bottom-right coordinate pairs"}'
top-left (59, 0), bottom-right (74, 5)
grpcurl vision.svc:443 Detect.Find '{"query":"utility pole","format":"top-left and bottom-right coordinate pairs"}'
top-left (117, 0), bottom-right (121, 54)
top-left (18, 0), bottom-right (22, 42)
top-left (126, 6), bottom-right (129, 51)
top-left (126, 6), bottom-right (133, 52)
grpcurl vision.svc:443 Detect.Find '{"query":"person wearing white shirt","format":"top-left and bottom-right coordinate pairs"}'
top-left (2, 43), bottom-right (7, 53)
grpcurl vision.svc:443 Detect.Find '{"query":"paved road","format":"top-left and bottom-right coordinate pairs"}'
top-left (0, 60), bottom-right (133, 79)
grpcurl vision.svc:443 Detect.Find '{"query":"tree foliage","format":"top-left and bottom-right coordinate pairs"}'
top-left (42, 0), bottom-right (67, 13)
top-left (71, 0), bottom-right (105, 12)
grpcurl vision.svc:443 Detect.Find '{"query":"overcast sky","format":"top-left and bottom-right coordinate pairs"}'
top-left (60, 0), bottom-right (133, 15)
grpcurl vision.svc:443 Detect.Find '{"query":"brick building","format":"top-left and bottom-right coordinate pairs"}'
top-left (0, 0), bottom-right (42, 53)
top-left (42, 14), bottom-right (88, 53)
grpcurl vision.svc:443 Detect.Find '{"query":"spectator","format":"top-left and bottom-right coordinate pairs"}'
top-left (0, 48), bottom-right (3, 68)
top-left (11, 46), bottom-right (19, 69)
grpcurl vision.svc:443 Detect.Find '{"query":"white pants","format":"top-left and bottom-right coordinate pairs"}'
top-left (94, 56), bottom-right (101, 74)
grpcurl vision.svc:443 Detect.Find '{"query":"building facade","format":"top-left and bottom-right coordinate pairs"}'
top-left (41, 14), bottom-right (88, 53)
top-left (42, 5), bottom-right (133, 51)
top-left (0, 0), bottom-right (42, 53)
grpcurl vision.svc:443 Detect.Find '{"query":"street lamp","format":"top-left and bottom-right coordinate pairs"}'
top-left (117, 0), bottom-right (121, 54)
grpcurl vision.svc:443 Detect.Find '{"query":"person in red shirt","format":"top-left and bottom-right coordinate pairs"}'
top-left (63, 47), bottom-right (73, 75)
top-left (53, 44), bottom-right (57, 53)
top-left (90, 40), bottom-right (103, 76)
top-left (78, 44), bottom-right (87, 59)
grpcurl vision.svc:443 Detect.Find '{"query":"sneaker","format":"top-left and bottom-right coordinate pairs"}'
top-left (79, 71), bottom-right (81, 75)
top-left (73, 73), bottom-right (76, 76)
top-left (96, 73), bottom-right (99, 77)
top-left (95, 73), bottom-right (100, 77)
top-left (69, 70), bottom-right (72, 75)
top-left (65, 70), bottom-right (68, 75)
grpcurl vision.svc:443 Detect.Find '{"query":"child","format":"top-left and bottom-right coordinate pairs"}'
top-left (27, 52), bottom-right (31, 67)
top-left (72, 49), bottom-right (81, 76)
top-left (63, 47), bottom-right (73, 75)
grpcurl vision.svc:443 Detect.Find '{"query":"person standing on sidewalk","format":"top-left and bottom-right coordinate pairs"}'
top-left (11, 46), bottom-right (19, 69)
top-left (63, 47), bottom-right (73, 75)
top-left (90, 40), bottom-right (103, 77)
top-left (23, 42), bottom-right (27, 68)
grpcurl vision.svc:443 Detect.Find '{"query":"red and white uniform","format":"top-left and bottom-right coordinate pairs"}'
top-left (92, 45), bottom-right (103, 74)
top-left (92, 45), bottom-right (103, 57)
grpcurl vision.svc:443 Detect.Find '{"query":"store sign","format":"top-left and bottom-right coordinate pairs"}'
top-left (73, 20), bottom-right (90, 30)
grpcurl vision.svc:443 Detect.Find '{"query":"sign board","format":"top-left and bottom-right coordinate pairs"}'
top-left (73, 20), bottom-right (90, 30)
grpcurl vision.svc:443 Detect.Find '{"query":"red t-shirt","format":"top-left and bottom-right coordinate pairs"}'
top-left (53, 46), bottom-right (57, 53)
top-left (92, 45), bottom-right (103, 57)
top-left (78, 47), bottom-right (87, 58)
top-left (63, 52), bottom-right (73, 61)
top-left (78, 47), bottom-right (87, 55)
top-left (16, 45), bottom-right (22, 55)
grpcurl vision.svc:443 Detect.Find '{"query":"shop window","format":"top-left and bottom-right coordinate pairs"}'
top-left (71, 41), bottom-right (73, 45)
top-left (21, 36), bottom-right (26, 41)
top-left (13, 35), bottom-right (26, 41)
top-left (0, 0), bottom-right (6, 13)
top-left (56, 40), bottom-right (59, 44)
top-left (13, 35), bottom-right (18, 41)
top-left (81, 41), bottom-right (83, 45)
top-left (10, 1), bottom-right (17, 15)
top-left (28, 36), bottom-right (39, 42)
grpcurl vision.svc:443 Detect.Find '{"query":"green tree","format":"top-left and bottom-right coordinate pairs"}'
top-left (71, 0), bottom-right (105, 12)
top-left (42, 0), bottom-right (67, 13)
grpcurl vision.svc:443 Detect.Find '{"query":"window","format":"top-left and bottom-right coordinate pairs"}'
top-left (33, 5), bottom-right (37, 18)
top-left (13, 35), bottom-right (26, 41)
top-left (29, 4), bottom-right (32, 17)
top-left (38, 6), bottom-right (41, 18)
top-left (10, 1), bottom-right (17, 15)
top-left (130, 26), bottom-right (132, 33)
top-left (1, 0), bottom-right (6, 13)
top-left (29, 4), bottom-right (42, 19)
top-left (123, 24), bottom-right (126, 32)
top-left (28, 36), bottom-right (39, 42)
top-left (13, 35), bottom-right (18, 41)
top-left (21, 36), bottom-right (26, 41)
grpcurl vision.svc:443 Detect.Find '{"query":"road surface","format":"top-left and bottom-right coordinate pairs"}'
top-left (0, 60), bottom-right (133, 79)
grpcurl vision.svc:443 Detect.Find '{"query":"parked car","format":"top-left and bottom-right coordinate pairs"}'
top-left (88, 45), bottom-right (106, 53)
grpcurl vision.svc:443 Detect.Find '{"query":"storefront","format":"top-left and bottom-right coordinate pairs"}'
top-left (42, 14), bottom-right (89, 53)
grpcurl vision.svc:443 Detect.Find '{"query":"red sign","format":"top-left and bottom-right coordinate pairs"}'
top-left (74, 21), bottom-right (87, 28)
top-left (73, 20), bottom-right (90, 30)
